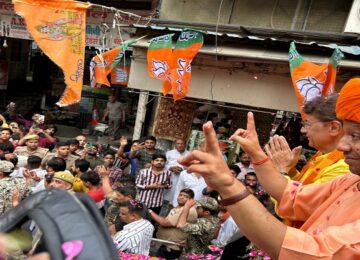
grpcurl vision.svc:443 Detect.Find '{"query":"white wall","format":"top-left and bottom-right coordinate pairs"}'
top-left (128, 51), bottom-right (299, 112)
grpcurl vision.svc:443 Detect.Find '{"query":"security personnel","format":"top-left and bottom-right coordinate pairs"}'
top-left (14, 135), bottom-right (49, 159)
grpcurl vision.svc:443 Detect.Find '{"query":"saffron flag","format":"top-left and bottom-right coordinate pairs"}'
top-left (170, 30), bottom-right (203, 101)
top-left (289, 42), bottom-right (344, 118)
top-left (13, 0), bottom-right (90, 106)
top-left (90, 41), bottom-right (133, 88)
top-left (147, 34), bottom-right (174, 96)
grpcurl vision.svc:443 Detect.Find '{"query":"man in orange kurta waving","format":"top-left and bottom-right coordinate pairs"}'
top-left (178, 78), bottom-right (360, 259)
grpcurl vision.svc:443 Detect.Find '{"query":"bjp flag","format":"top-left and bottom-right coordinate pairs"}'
top-left (13, 0), bottom-right (90, 106)
top-left (170, 30), bottom-right (203, 101)
top-left (147, 34), bottom-right (174, 96)
top-left (90, 41), bottom-right (134, 88)
top-left (289, 42), bottom-right (344, 118)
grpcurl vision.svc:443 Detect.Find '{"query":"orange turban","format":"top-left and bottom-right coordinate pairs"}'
top-left (336, 78), bottom-right (360, 123)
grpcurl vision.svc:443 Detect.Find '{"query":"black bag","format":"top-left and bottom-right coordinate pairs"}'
top-left (0, 189), bottom-right (118, 260)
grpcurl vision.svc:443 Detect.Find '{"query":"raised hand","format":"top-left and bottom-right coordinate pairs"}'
top-left (119, 136), bottom-right (128, 147)
top-left (229, 112), bottom-right (264, 160)
top-left (131, 142), bottom-right (144, 152)
top-left (98, 165), bottom-right (110, 177)
top-left (178, 121), bottom-right (234, 191)
top-left (184, 199), bottom-right (196, 208)
top-left (264, 135), bottom-right (302, 173)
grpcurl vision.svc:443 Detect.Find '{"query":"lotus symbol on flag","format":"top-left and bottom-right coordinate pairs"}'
top-left (296, 76), bottom-right (324, 101)
top-left (152, 59), bottom-right (168, 78)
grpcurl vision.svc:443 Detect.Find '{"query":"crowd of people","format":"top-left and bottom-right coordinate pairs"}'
top-left (0, 78), bottom-right (360, 259)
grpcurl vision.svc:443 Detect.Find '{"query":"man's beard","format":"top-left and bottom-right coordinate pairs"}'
top-left (153, 163), bottom-right (164, 170)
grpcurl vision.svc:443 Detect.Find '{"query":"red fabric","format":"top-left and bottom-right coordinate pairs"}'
top-left (87, 188), bottom-right (105, 203)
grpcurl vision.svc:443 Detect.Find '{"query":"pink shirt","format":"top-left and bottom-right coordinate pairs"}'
top-left (278, 174), bottom-right (360, 259)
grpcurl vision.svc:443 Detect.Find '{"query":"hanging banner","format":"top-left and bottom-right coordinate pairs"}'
top-left (89, 40), bottom-right (133, 88)
top-left (289, 42), bottom-right (344, 118)
top-left (111, 65), bottom-right (129, 85)
top-left (147, 34), bottom-right (174, 95)
top-left (13, 0), bottom-right (90, 106)
top-left (170, 30), bottom-right (203, 101)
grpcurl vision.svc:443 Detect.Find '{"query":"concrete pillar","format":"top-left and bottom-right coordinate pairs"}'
top-left (132, 91), bottom-right (149, 140)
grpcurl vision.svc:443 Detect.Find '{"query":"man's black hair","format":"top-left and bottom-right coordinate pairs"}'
top-left (27, 155), bottom-right (42, 170)
top-left (0, 127), bottom-right (13, 135)
top-left (47, 157), bottom-right (66, 172)
top-left (119, 200), bottom-right (144, 216)
top-left (56, 141), bottom-right (69, 148)
top-left (74, 159), bottom-right (90, 172)
top-left (0, 141), bottom-right (14, 153)
top-left (180, 188), bottom-right (195, 199)
top-left (66, 139), bottom-right (80, 146)
top-left (115, 186), bottom-right (136, 199)
top-left (229, 164), bottom-right (241, 175)
top-left (144, 135), bottom-right (157, 143)
top-left (80, 170), bottom-right (101, 186)
top-left (152, 153), bottom-right (166, 161)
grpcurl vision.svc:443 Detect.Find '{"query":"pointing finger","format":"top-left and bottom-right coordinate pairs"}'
top-left (202, 121), bottom-right (222, 156)
top-left (247, 112), bottom-right (256, 134)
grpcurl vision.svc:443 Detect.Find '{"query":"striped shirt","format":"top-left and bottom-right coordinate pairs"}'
top-left (113, 218), bottom-right (154, 255)
top-left (136, 167), bottom-right (172, 208)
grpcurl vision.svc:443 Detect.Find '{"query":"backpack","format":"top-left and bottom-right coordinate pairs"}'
top-left (0, 189), bottom-right (118, 260)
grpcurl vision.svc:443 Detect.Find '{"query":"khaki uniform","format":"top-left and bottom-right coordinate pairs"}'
top-left (42, 153), bottom-right (78, 170)
top-left (157, 206), bottom-right (198, 251)
top-left (14, 146), bottom-right (49, 159)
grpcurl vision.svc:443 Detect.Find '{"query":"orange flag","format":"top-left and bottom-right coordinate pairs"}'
top-left (13, 0), bottom-right (90, 106)
top-left (90, 41), bottom-right (133, 88)
top-left (90, 48), bottom-right (123, 88)
top-left (289, 42), bottom-right (344, 118)
top-left (147, 34), bottom-right (174, 96)
top-left (171, 30), bottom-right (203, 101)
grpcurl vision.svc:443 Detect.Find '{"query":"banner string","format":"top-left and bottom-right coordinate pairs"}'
top-left (126, 89), bottom-right (277, 115)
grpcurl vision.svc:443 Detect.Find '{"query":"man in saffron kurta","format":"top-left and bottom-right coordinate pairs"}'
top-left (178, 78), bottom-right (360, 259)
top-left (266, 95), bottom-right (349, 186)
top-left (278, 174), bottom-right (360, 258)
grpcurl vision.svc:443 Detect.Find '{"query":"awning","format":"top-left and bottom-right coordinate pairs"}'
top-left (132, 38), bottom-right (360, 69)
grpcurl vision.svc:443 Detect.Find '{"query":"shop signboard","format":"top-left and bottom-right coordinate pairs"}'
top-left (0, 0), bottom-right (31, 39)
top-left (0, 0), bottom-right (136, 47)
